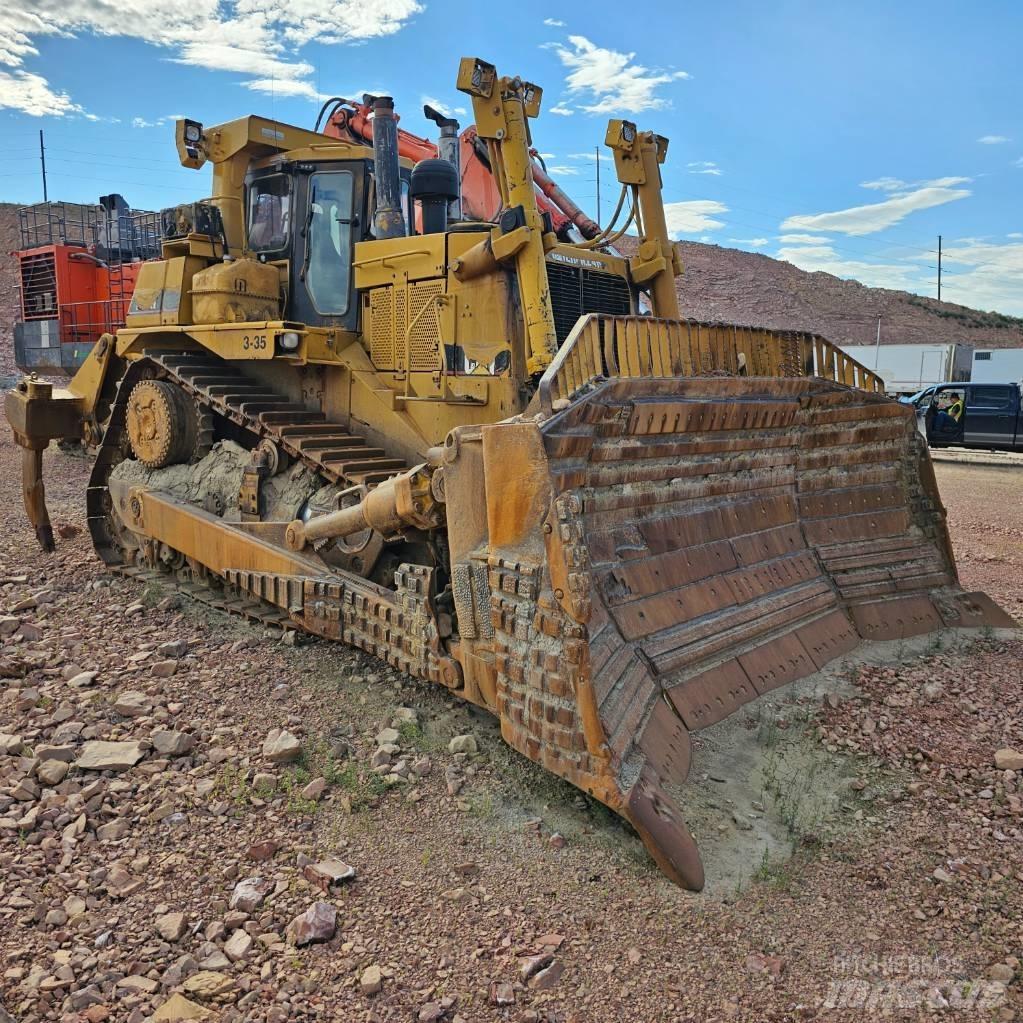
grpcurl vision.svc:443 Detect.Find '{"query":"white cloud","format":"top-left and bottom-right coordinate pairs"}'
top-left (778, 233), bottom-right (833, 244)
top-left (242, 78), bottom-right (326, 100)
top-left (547, 165), bottom-right (579, 176)
top-left (729, 237), bottom-right (768, 248)
top-left (543, 17), bottom-right (565, 26)
top-left (0, 0), bottom-right (422, 114)
top-left (935, 238), bottom-right (1023, 315)
top-left (173, 38), bottom-right (315, 91)
top-left (1008, 232), bottom-right (1023, 239)
top-left (688, 160), bottom-right (721, 176)
top-left (0, 69), bottom-right (82, 116)
top-left (774, 235), bottom-right (1023, 315)
top-left (860, 176), bottom-right (907, 192)
top-left (549, 104), bottom-right (574, 116)
top-left (568, 151), bottom-right (612, 162)
top-left (551, 35), bottom-right (689, 114)
top-left (420, 95), bottom-right (467, 118)
top-left (782, 177), bottom-right (972, 236)
top-left (775, 241), bottom-right (929, 292)
top-left (663, 200), bottom-right (728, 236)
top-left (132, 113), bottom-right (182, 128)
top-left (977, 135), bottom-right (1009, 144)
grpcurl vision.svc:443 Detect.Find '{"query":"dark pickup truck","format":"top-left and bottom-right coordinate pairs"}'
top-left (902, 382), bottom-right (1023, 451)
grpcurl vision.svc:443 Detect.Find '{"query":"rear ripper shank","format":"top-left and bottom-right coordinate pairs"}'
top-left (6, 57), bottom-right (1015, 889)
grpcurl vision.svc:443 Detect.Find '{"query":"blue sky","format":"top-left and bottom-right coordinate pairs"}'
top-left (3, 0), bottom-right (1022, 316)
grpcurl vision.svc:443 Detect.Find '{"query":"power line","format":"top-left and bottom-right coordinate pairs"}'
top-left (44, 171), bottom-right (194, 194)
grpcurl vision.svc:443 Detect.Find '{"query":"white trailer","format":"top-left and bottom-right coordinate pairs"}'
top-left (838, 342), bottom-right (973, 395)
top-left (971, 347), bottom-right (1023, 384)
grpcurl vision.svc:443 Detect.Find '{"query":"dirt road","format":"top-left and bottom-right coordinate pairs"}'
top-left (1, 431), bottom-right (1020, 1023)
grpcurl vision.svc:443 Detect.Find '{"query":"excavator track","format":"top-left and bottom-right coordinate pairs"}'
top-left (86, 348), bottom-right (460, 689)
top-left (88, 348), bottom-right (412, 567)
top-left (142, 349), bottom-right (408, 488)
top-left (115, 564), bottom-right (296, 631)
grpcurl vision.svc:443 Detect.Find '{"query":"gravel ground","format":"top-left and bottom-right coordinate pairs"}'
top-left (1, 425), bottom-right (1021, 1023)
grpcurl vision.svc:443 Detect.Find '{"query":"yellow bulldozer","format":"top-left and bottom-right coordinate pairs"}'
top-left (6, 57), bottom-right (1013, 889)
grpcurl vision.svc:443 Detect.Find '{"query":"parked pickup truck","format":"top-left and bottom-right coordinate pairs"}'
top-left (901, 382), bottom-right (1023, 451)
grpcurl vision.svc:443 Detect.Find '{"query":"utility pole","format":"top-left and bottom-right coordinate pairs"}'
top-left (595, 145), bottom-right (601, 228)
top-left (39, 129), bottom-right (48, 202)
top-left (937, 234), bottom-right (942, 303)
top-left (874, 314), bottom-right (882, 368)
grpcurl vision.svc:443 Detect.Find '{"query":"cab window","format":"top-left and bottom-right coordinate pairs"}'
top-left (305, 171), bottom-right (355, 317)
top-left (905, 386), bottom-right (934, 408)
top-left (247, 175), bottom-right (291, 253)
top-left (969, 386), bottom-right (1012, 409)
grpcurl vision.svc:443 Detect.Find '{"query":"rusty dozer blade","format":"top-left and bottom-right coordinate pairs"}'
top-left (453, 365), bottom-right (1015, 891)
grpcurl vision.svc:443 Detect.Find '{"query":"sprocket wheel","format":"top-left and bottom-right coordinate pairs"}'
top-left (125, 379), bottom-right (205, 469)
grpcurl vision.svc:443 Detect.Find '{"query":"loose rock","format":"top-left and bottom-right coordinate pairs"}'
top-left (287, 901), bottom-right (337, 946)
top-left (360, 963), bottom-right (383, 996)
top-left (152, 729), bottom-right (196, 757)
top-left (75, 740), bottom-right (145, 771)
top-left (229, 877), bottom-right (272, 913)
top-left (156, 911), bottom-right (188, 942)
top-left (262, 729), bottom-right (303, 763)
top-left (113, 690), bottom-right (152, 717)
top-left (448, 734), bottom-right (478, 755)
top-left (994, 748), bottom-right (1023, 771)
top-left (152, 993), bottom-right (213, 1021)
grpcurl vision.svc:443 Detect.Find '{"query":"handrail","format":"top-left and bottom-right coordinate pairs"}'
top-left (538, 314), bottom-right (885, 416)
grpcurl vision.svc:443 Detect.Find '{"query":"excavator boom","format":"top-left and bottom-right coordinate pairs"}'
top-left (322, 96), bottom-right (600, 239)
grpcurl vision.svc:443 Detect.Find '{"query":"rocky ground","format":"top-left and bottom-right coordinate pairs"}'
top-left (1, 425), bottom-right (1021, 1023)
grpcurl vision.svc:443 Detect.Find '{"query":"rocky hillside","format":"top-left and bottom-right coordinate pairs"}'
top-left (670, 240), bottom-right (1023, 350)
top-left (2, 201), bottom-right (1021, 366)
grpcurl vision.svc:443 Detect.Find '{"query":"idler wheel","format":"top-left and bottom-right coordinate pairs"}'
top-left (125, 379), bottom-right (200, 469)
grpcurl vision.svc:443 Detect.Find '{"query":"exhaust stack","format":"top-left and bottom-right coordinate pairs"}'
top-left (371, 96), bottom-right (405, 239)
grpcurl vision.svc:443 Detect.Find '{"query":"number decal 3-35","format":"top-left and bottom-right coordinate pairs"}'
top-left (242, 335), bottom-right (268, 351)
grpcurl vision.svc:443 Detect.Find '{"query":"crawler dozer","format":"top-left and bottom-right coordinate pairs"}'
top-left (6, 57), bottom-right (1013, 889)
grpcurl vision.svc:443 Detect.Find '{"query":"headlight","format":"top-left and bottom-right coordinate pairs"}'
top-left (184, 121), bottom-right (202, 143)
top-left (279, 331), bottom-right (300, 351)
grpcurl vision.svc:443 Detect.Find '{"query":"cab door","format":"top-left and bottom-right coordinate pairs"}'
top-left (925, 385), bottom-right (965, 445)
top-left (291, 165), bottom-right (361, 331)
top-left (964, 385), bottom-right (1016, 448)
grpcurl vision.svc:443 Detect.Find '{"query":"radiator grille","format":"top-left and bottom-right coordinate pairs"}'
top-left (368, 288), bottom-right (394, 367)
top-left (408, 280), bottom-right (443, 372)
top-left (547, 262), bottom-right (632, 343)
top-left (367, 281), bottom-right (438, 372)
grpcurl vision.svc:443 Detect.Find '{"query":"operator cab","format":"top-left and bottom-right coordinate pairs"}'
top-left (245, 159), bottom-right (413, 332)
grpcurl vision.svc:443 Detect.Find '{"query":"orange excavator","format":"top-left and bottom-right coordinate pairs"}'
top-left (317, 96), bottom-right (601, 241)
